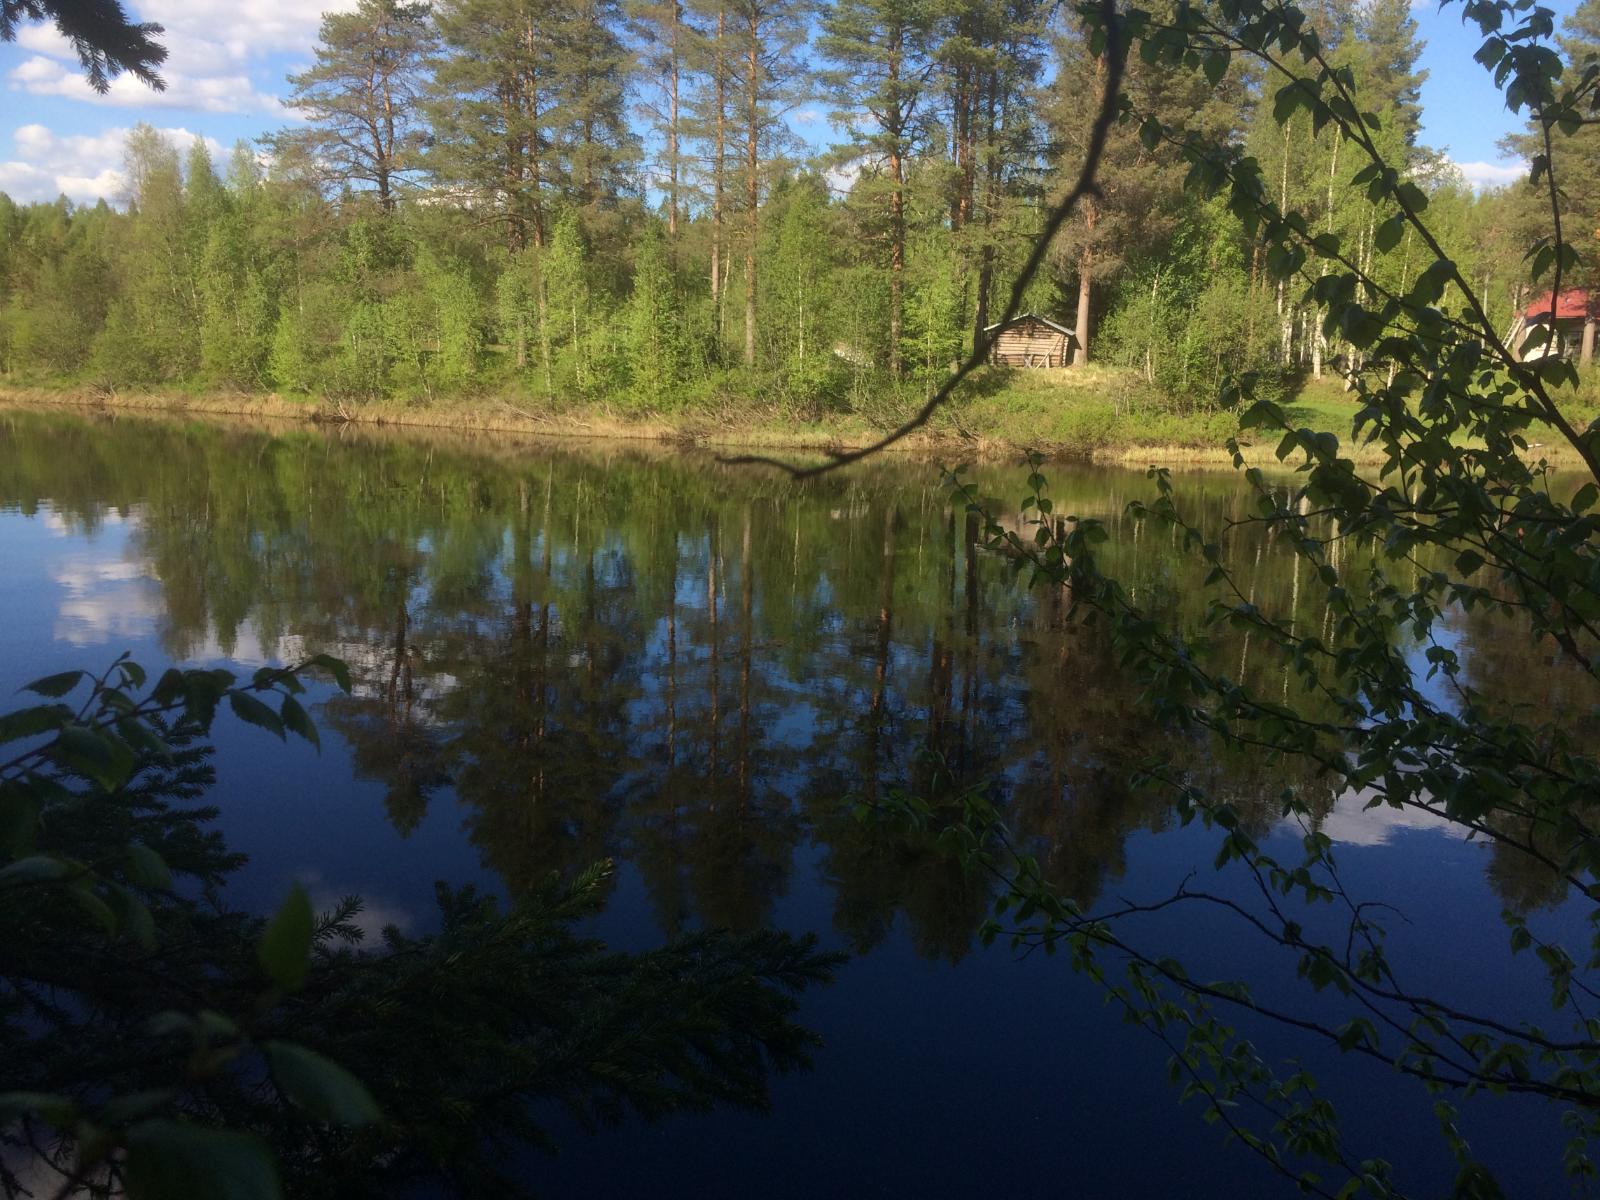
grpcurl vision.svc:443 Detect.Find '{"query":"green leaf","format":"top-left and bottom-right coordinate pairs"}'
top-left (228, 692), bottom-right (285, 740)
top-left (263, 1042), bottom-right (381, 1126)
top-left (0, 854), bottom-right (72, 888)
top-left (51, 724), bottom-right (136, 791)
top-left (1374, 213), bottom-right (1405, 253)
top-left (309, 654), bottom-right (352, 693)
top-left (22, 670), bottom-right (85, 698)
top-left (258, 885), bottom-right (313, 991)
top-left (125, 1120), bottom-right (281, 1200)
top-left (119, 890), bottom-right (157, 950)
top-left (279, 695), bottom-right (319, 750)
top-left (126, 843), bottom-right (173, 890)
top-left (70, 883), bottom-right (119, 935)
top-left (1272, 83), bottom-right (1303, 124)
top-left (1455, 550), bottom-right (1485, 577)
top-left (0, 703), bottom-right (72, 745)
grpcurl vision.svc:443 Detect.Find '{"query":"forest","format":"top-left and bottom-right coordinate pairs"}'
top-left (0, 0), bottom-right (1571, 424)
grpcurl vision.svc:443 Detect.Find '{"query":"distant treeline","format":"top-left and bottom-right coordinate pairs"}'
top-left (0, 0), bottom-right (1572, 411)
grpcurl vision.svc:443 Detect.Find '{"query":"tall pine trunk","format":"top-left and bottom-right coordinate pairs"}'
top-left (886, 28), bottom-right (905, 380)
top-left (667, 0), bottom-right (681, 241)
top-left (710, 4), bottom-right (727, 343)
top-left (1073, 201), bottom-right (1095, 365)
top-left (970, 70), bottom-right (1000, 346)
top-left (743, 15), bottom-right (759, 369)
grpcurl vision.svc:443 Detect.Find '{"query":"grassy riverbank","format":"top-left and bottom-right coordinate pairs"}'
top-left (1, 367), bottom-right (1591, 466)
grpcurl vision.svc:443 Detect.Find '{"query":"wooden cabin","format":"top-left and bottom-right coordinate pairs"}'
top-left (984, 314), bottom-right (1078, 367)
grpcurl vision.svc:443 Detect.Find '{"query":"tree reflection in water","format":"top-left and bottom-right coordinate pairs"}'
top-left (1, 407), bottom-right (1584, 949)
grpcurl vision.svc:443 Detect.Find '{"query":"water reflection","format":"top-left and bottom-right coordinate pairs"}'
top-left (0, 407), bottom-right (1578, 944)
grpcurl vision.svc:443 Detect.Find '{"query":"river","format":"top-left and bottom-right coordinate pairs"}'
top-left (0, 406), bottom-right (1587, 1198)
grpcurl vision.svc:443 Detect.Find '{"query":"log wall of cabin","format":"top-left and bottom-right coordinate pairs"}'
top-left (990, 322), bottom-right (1069, 367)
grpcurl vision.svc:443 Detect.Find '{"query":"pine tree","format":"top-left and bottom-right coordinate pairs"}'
top-left (562, 0), bottom-right (640, 208)
top-left (683, 0), bottom-right (734, 341)
top-left (726, 0), bottom-right (809, 367)
top-left (0, 0), bottom-right (166, 92)
top-left (1046, 8), bottom-right (1242, 365)
top-left (630, 0), bottom-right (691, 240)
top-left (818, 0), bottom-right (935, 378)
top-left (934, 0), bottom-right (1046, 344)
top-left (271, 0), bottom-right (434, 212)
top-left (1355, 0), bottom-right (1427, 153)
top-left (428, 0), bottom-right (638, 251)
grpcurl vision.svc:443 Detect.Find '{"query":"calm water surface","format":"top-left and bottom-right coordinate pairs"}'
top-left (0, 408), bottom-right (1588, 1198)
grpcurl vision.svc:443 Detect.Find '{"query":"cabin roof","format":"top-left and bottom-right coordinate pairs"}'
top-left (1524, 288), bottom-right (1600, 321)
top-left (983, 312), bottom-right (1077, 339)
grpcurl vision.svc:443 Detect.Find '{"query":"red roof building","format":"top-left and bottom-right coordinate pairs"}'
top-left (1514, 289), bottom-right (1600, 362)
top-left (1523, 288), bottom-right (1600, 322)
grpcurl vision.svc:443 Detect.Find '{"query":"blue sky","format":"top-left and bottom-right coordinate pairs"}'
top-left (0, 0), bottom-right (1567, 206)
top-left (1411, 0), bottom-right (1572, 186)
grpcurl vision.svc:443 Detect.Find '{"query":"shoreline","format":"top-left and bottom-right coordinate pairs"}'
top-left (0, 385), bottom-right (1581, 468)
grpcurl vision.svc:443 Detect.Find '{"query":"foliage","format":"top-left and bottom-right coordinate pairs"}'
top-left (0, 654), bottom-right (838, 1198)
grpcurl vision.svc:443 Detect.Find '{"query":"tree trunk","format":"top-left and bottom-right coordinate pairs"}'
top-left (969, 69), bottom-right (1001, 347)
top-left (1314, 137), bottom-right (1339, 380)
top-left (1073, 203), bottom-right (1095, 366)
top-left (536, 271), bottom-right (553, 394)
top-left (743, 18), bottom-right (759, 370)
top-left (710, 4), bottom-right (727, 341)
top-left (379, 62), bottom-right (395, 213)
top-left (1583, 318), bottom-right (1596, 366)
top-left (667, 0), bottom-right (681, 242)
top-left (522, 17), bottom-right (546, 250)
top-left (886, 29), bottom-right (905, 381)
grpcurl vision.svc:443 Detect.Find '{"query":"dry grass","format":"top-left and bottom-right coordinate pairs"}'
top-left (0, 386), bottom-right (976, 458)
top-left (3, 376), bottom-right (1591, 469)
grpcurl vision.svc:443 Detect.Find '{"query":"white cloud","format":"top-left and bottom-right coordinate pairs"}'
top-left (1452, 158), bottom-right (1527, 190)
top-left (824, 158), bottom-right (862, 196)
top-left (4, 0), bottom-right (360, 116)
top-left (0, 3), bottom-right (364, 199)
top-left (13, 23), bottom-right (75, 58)
top-left (0, 122), bottom-right (224, 203)
top-left (1290, 786), bottom-right (1465, 848)
top-left (138, 0), bottom-right (357, 55)
top-left (8, 53), bottom-right (284, 114)
top-left (51, 556), bottom-right (163, 646)
top-left (794, 108), bottom-right (823, 125)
